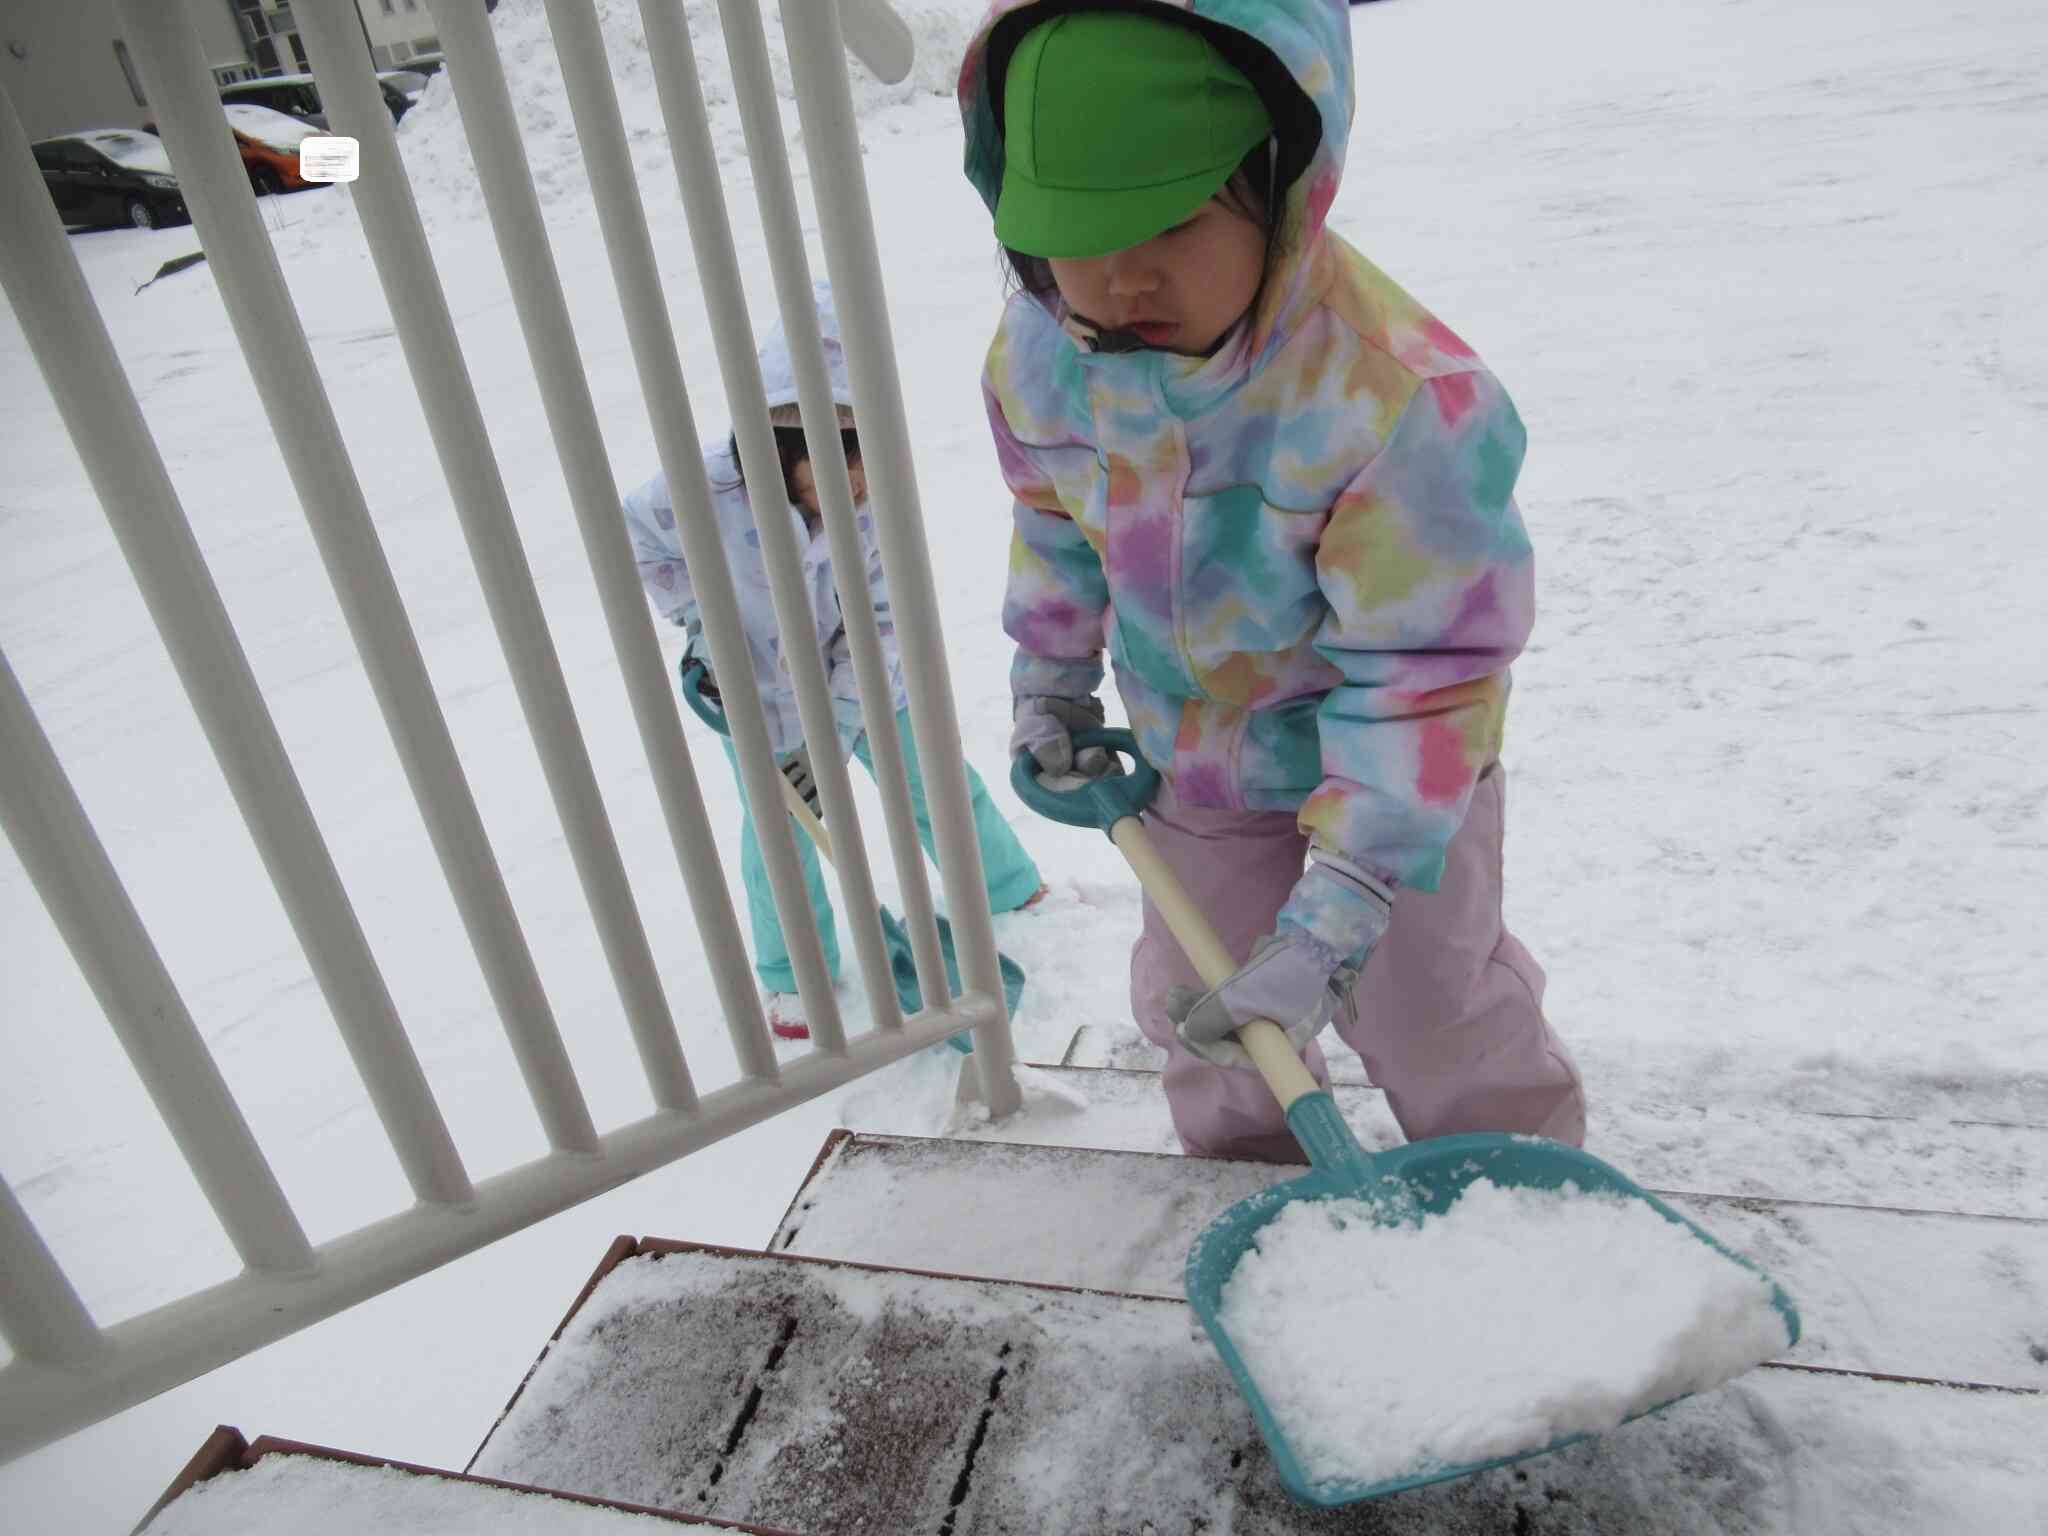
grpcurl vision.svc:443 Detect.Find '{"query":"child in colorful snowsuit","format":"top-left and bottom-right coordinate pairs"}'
top-left (960, 2), bottom-right (1584, 1158)
top-left (624, 286), bottom-right (1045, 1039)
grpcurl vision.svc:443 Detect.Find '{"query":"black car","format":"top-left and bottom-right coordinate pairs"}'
top-left (31, 130), bottom-right (188, 230)
top-left (218, 72), bottom-right (415, 130)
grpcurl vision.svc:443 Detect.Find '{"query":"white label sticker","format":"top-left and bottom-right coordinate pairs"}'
top-left (298, 136), bottom-right (359, 183)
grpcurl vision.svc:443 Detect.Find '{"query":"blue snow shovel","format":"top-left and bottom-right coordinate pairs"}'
top-left (679, 654), bottom-right (1022, 1045)
top-left (1014, 728), bottom-right (1801, 1507)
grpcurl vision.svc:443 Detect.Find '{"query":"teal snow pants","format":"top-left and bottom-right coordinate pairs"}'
top-left (722, 705), bottom-right (1042, 993)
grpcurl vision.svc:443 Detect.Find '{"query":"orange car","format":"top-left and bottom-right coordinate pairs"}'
top-left (222, 102), bottom-right (321, 194)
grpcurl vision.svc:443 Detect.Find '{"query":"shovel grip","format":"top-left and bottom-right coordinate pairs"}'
top-left (1108, 818), bottom-right (1323, 1112)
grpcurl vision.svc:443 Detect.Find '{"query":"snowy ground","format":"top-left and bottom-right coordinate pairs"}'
top-left (3, 0), bottom-right (2044, 1528)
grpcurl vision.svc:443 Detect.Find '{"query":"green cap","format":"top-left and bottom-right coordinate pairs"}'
top-left (995, 11), bottom-right (1272, 261)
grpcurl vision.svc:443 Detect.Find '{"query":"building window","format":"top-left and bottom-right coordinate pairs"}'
top-left (112, 39), bottom-right (147, 106)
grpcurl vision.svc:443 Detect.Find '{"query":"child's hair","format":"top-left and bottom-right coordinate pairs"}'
top-left (714, 423), bottom-right (863, 504)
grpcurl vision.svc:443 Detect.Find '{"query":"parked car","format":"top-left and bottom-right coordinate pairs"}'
top-left (220, 102), bottom-right (321, 194)
top-left (218, 72), bottom-right (415, 130)
top-left (379, 68), bottom-right (430, 99)
top-left (30, 129), bottom-right (187, 230)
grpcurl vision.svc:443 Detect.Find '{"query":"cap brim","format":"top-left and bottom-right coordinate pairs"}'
top-left (995, 158), bottom-right (1237, 260)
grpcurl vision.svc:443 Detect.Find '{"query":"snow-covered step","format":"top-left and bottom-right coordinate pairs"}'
top-left (469, 1239), bottom-right (2045, 1534)
top-left (140, 1425), bottom-right (786, 1534)
top-left (775, 1131), bottom-right (2048, 1393)
top-left (1036, 1038), bottom-right (2048, 1221)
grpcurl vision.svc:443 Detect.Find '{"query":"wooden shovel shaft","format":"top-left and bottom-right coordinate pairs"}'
top-left (779, 777), bottom-right (834, 864)
top-left (1107, 818), bottom-right (1323, 1112)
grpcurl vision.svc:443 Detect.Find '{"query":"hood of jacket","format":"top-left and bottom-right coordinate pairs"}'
top-left (958, 0), bottom-right (1354, 377)
top-left (753, 279), bottom-right (857, 419)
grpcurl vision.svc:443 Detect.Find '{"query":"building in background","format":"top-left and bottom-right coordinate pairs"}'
top-left (354, 0), bottom-right (445, 70)
top-left (1, 0), bottom-right (463, 143)
top-left (2, 1), bottom-right (246, 142)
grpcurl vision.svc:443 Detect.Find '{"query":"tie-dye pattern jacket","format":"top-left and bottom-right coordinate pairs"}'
top-left (960, 0), bottom-right (1534, 929)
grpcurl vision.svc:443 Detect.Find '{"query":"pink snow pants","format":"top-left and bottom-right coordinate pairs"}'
top-left (1130, 765), bottom-right (1586, 1163)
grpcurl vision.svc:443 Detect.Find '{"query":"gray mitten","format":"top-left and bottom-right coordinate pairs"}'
top-left (1011, 694), bottom-right (1113, 778)
top-left (1165, 933), bottom-right (1360, 1070)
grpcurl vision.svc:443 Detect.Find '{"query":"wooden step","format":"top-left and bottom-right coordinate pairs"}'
top-left (468, 1238), bottom-right (2044, 1534)
top-left (773, 1131), bottom-right (2048, 1394)
top-left (1030, 1033), bottom-right (2048, 1222)
top-left (138, 1424), bottom-right (789, 1533)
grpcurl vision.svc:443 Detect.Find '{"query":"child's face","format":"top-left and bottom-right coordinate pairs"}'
top-left (789, 452), bottom-right (867, 519)
top-left (1048, 196), bottom-right (1267, 356)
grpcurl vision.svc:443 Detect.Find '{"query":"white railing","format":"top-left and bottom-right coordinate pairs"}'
top-left (0, 0), bottom-right (1018, 1464)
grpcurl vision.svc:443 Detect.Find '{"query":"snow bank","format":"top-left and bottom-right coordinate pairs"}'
top-left (1217, 1179), bottom-right (1794, 1489)
top-left (282, 0), bottom-right (980, 248)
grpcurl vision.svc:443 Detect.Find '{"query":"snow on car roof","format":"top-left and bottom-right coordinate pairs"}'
top-left (221, 71), bottom-right (415, 91)
top-left (223, 102), bottom-right (319, 153)
top-left (77, 129), bottom-right (173, 175)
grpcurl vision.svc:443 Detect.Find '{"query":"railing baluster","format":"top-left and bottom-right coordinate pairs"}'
top-left (426, 0), bottom-right (780, 1083)
top-left (298, 0), bottom-right (696, 1147)
top-left (0, 1178), bottom-right (106, 1370)
top-left (0, 647), bottom-right (314, 1275)
top-left (639, 0), bottom-right (909, 1035)
top-left (536, 0), bottom-right (847, 1051)
top-left (0, 64), bottom-right (472, 1205)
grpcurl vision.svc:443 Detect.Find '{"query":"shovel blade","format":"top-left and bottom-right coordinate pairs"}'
top-left (876, 906), bottom-right (1027, 1052)
top-left (1184, 1133), bottom-right (1802, 1506)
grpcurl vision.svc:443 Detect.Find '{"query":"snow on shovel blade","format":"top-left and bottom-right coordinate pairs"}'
top-left (1184, 1129), bottom-right (1803, 1507)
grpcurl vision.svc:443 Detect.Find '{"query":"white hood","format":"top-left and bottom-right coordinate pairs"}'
top-left (752, 280), bottom-right (855, 419)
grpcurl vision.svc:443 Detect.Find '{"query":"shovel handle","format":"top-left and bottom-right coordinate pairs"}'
top-left (781, 778), bottom-right (835, 864)
top-left (1108, 817), bottom-right (1323, 1112)
top-left (1014, 730), bottom-right (1323, 1112)
top-left (681, 654), bottom-right (838, 861)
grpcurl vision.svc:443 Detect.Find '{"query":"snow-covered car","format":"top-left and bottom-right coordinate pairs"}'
top-left (29, 129), bottom-right (187, 230)
top-left (221, 102), bottom-right (322, 194)
top-left (379, 68), bottom-right (431, 99)
top-left (218, 72), bottom-right (415, 130)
